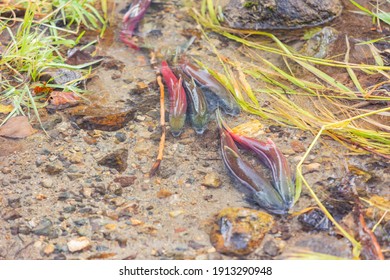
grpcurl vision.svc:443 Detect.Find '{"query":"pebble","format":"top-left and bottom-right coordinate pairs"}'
top-left (63, 206), bottom-right (76, 213)
top-left (1, 167), bottom-right (12, 174)
top-left (67, 237), bottom-right (91, 253)
top-left (113, 176), bottom-right (136, 187)
top-left (8, 196), bottom-right (21, 208)
top-left (81, 187), bottom-right (93, 198)
top-left (3, 209), bottom-right (22, 221)
top-left (157, 189), bottom-right (173, 199)
top-left (115, 132), bottom-right (127, 142)
top-left (210, 207), bottom-right (274, 256)
top-left (43, 244), bottom-right (55, 256)
top-left (33, 218), bottom-right (54, 237)
top-left (263, 239), bottom-right (280, 257)
top-left (290, 140), bottom-right (306, 153)
top-left (58, 192), bottom-right (71, 201)
top-left (97, 148), bottom-right (128, 172)
top-left (130, 218), bottom-right (143, 226)
top-left (67, 173), bottom-right (83, 181)
top-left (107, 183), bottom-right (123, 196)
top-left (304, 162), bottom-right (321, 173)
top-left (202, 173), bottom-right (222, 188)
top-left (44, 163), bottom-right (64, 175)
top-left (39, 178), bottom-right (54, 188)
top-left (169, 210), bottom-right (184, 218)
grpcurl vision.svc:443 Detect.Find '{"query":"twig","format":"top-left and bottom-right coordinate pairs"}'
top-left (149, 73), bottom-right (166, 177)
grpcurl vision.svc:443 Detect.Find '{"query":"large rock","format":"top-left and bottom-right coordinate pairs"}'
top-left (223, 0), bottom-right (343, 30)
top-left (210, 207), bottom-right (274, 255)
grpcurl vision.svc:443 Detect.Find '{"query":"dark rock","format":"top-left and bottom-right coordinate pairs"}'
top-left (96, 245), bottom-right (109, 252)
top-left (53, 254), bottom-right (67, 260)
top-left (3, 209), bottom-right (22, 221)
top-left (107, 183), bottom-right (123, 196)
top-left (32, 218), bottom-right (54, 236)
top-left (263, 240), bottom-right (280, 257)
top-left (298, 208), bottom-right (331, 231)
top-left (116, 236), bottom-right (128, 248)
top-left (58, 192), bottom-right (71, 201)
top-left (97, 148), bottom-right (128, 172)
top-left (223, 0), bottom-right (342, 30)
top-left (115, 132), bottom-right (127, 142)
top-left (74, 219), bottom-right (88, 227)
top-left (13, 224), bottom-right (31, 235)
top-left (188, 240), bottom-right (206, 250)
top-left (113, 176), bottom-right (136, 187)
top-left (8, 196), bottom-right (21, 208)
top-left (44, 163), bottom-right (64, 175)
top-left (63, 206), bottom-right (76, 213)
top-left (79, 207), bottom-right (93, 214)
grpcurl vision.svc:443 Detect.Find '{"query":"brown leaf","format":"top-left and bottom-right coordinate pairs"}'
top-left (0, 104), bottom-right (14, 114)
top-left (49, 91), bottom-right (80, 107)
top-left (0, 116), bottom-right (36, 139)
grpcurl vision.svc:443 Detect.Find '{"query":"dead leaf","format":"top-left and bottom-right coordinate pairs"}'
top-left (0, 116), bottom-right (36, 139)
top-left (49, 91), bottom-right (80, 106)
top-left (0, 104), bottom-right (14, 114)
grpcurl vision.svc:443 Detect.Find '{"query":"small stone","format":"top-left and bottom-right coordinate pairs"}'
top-left (43, 244), bottom-right (55, 256)
top-left (263, 240), bottom-right (280, 257)
top-left (1, 167), bottom-right (12, 174)
top-left (304, 162), bottom-right (321, 173)
top-left (202, 173), bottom-right (222, 188)
top-left (113, 176), bottom-right (136, 187)
top-left (107, 183), bottom-right (123, 196)
top-left (97, 148), bottom-right (128, 172)
top-left (63, 206), bottom-right (76, 213)
top-left (33, 218), bottom-right (54, 237)
top-left (130, 218), bottom-right (143, 226)
top-left (290, 140), bottom-right (306, 153)
top-left (169, 210), bottom-right (184, 218)
top-left (58, 192), bottom-right (71, 201)
top-left (111, 197), bottom-right (126, 207)
top-left (210, 207), bottom-right (274, 256)
top-left (8, 196), bottom-right (21, 208)
top-left (157, 189), bottom-right (173, 199)
top-left (12, 224), bottom-right (31, 235)
top-left (115, 132), bottom-right (127, 142)
top-left (36, 194), bottom-right (47, 200)
top-left (104, 224), bottom-right (117, 231)
top-left (67, 173), bottom-right (83, 181)
top-left (81, 187), bottom-right (93, 198)
top-left (3, 209), bottom-right (22, 221)
top-left (67, 237), bottom-right (91, 253)
top-left (41, 178), bottom-right (54, 188)
top-left (44, 163), bottom-right (64, 175)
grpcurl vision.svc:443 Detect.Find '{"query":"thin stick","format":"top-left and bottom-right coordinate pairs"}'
top-left (149, 74), bottom-right (166, 177)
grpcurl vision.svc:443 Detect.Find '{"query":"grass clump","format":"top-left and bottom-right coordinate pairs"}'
top-left (0, 1), bottom-right (107, 123)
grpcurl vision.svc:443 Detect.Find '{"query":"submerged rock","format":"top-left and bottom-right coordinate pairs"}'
top-left (223, 0), bottom-right (342, 30)
top-left (98, 148), bottom-right (128, 172)
top-left (210, 207), bottom-right (274, 255)
top-left (69, 105), bottom-right (136, 131)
